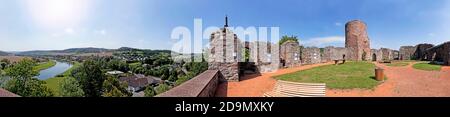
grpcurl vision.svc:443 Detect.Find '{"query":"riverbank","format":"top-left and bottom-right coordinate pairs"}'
top-left (33, 61), bottom-right (56, 72)
top-left (44, 62), bottom-right (80, 96)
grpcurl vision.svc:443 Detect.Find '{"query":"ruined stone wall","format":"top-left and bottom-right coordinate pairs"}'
top-left (301, 47), bottom-right (321, 64)
top-left (345, 20), bottom-right (371, 61)
top-left (424, 41), bottom-right (450, 66)
top-left (280, 41), bottom-right (301, 68)
top-left (370, 49), bottom-right (382, 61)
top-left (392, 50), bottom-right (399, 60)
top-left (208, 28), bottom-right (241, 82)
top-left (414, 44), bottom-right (434, 60)
top-left (323, 46), bottom-right (348, 62)
top-left (252, 41), bottom-right (280, 72)
top-left (380, 48), bottom-right (393, 61)
top-left (399, 46), bottom-right (416, 60)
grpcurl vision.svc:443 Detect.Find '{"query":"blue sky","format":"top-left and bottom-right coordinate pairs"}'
top-left (0, 0), bottom-right (449, 51)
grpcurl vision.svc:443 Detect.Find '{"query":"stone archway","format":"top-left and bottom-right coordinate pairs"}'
top-left (372, 53), bottom-right (377, 61)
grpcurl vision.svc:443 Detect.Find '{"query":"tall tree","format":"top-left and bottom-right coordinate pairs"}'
top-left (73, 59), bottom-right (106, 97)
top-left (4, 58), bottom-right (53, 97)
top-left (59, 77), bottom-right (84, 97)
top-left (278, 35), bottom-right (299, 45)
top-left (144, 85), bottom-right (156, 97)
top-left (102, 76), bottom-right (131, 97)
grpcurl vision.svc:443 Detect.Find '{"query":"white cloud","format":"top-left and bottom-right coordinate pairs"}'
top-left (301, 36), bottom-right (345, 47)
top-left (335, 22), bottom-right (342, 26)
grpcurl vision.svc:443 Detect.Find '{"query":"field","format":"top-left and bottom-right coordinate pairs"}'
top-left (275, 61), bottom-right (380, 89)
top-left (0, 56), bottom-right (28, 63)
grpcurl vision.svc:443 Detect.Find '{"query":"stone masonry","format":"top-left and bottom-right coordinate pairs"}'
top-left (280, 41), bottom-right (301, 68)
top-left (414, 43), bottom-right (434, 60)
top-left (399, 46), bottom-right (416, 60)
top-left (301, 47), bottom-right (321, 64)
top-left (208, 27), bottom-right (242, 82)
top-left (322, 46), bottom-right (348, 62)
top-left (345, 20), bottom-right (371, 61)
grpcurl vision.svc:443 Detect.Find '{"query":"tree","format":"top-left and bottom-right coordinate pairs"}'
top-left (278, 35), bottom-right (299, 45)
top-left (102, 76), bottom-right (131, 97)
top-left (4, 59), bottom-right (54, 97)
top-left (59, 77), bottom-right (84, 97)
top-left (144, 85), bottom-right (156, 97)
top-left (73, 59), bottom-right (106, 97)
top-left (155, 83), bottom-right (170, 94)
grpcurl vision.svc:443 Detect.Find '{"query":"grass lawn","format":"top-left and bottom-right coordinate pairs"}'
top-left (275, 61), bottom-right (380, 89)
top-left (33, 61), bottom-right (56, 71)
top-left (45, 77), bottom-right (66, 96)
top-left (385, 62), bottom-right (409, 67)
top-left (412, 62), bottom-right (441, 71)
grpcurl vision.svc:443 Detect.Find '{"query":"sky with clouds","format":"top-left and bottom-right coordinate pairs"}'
top-left (0, 0), bottom-right (449, 51)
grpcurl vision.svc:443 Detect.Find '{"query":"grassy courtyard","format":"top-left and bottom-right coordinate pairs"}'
top-left (413, 62), bottom-right (441, 71)
top-left (275, 61), bottom-right (380, 89)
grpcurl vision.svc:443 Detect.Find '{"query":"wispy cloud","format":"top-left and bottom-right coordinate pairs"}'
top-left (335, 22), bottom-right (342, 26)
top-left (301, 36), bottom-right (345, 47)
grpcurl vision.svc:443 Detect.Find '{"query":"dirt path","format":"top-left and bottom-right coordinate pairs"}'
top-left (215, 62), bottom-right (334, 97)
top-left (327, 62), bottom-right (450, 97)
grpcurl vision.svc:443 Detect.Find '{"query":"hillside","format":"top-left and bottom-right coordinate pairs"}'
top-left (0, 51), bottom-right (11, 56)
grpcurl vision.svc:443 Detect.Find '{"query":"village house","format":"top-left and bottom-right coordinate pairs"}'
top-left (119, 74), bottom-right (162, 92)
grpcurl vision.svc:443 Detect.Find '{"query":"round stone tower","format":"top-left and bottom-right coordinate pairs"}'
top-left (345, 20), bottom-right (371, 61)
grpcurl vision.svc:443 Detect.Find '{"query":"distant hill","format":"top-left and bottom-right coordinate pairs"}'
top-left (17, 47), bottom-right (113, 56)
top-left (0, 51), bottom-right (11, 56)
top-left (16, 47), bottom-right (173, 56)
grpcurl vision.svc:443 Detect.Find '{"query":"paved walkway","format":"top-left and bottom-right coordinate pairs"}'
top-left (327, 62), bottom-right (450, 97)
top-left (215, 62), bottom-right (333, 97)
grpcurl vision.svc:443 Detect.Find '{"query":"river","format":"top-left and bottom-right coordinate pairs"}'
top-left (37, 61), bottom-right (73, 80)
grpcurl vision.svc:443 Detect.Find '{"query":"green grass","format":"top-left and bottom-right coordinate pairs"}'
top-left (385, 62), bottom-right (409, 67)
top-left (61, 62), bottom-right (81, 76)
top-left (412, 63), bottom-right (441, 71)
top-left (44, 62), bottom-right (80, 96)
top-left (33, 61), bottom-right (56, 71)
top-left (275, 61), bottom-right (380, 89)
top-left (45, 77), bottom-right (66, 96)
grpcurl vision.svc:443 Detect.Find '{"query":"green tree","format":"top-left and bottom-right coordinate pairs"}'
top-left (4, 59), bottom-right (54, 97)
top-left (278, 35), bottom-right (299, 45)
top-left (73, 59), bottom-right (106, 97)
top-left (59, 77), bottom-right (84, 97)
top-left (155, 83), bottom-right (170, 94)
top-left (144, 85), bottom-right (156, 97)
top-left (102, 76), bottom-right (131, 97)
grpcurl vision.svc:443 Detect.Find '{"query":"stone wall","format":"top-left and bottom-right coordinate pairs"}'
top-left (156, 70), bottom-right (220, 97)
top-left (392, 50), bottom-right (399, 60)
top-left (280, 41), bottom-right (301, 68)
top-left (380, 48), bottom-right (393, 61)
top-left (345, 20), bottom-right (371, 61)
top-left (424, 41), bottom-right (450, 65)
top-left (251, 41), bottom-right (280, 72)
top-left (414, 44), bottom-right (434, 60)
top-left (399, 46), bottom-right (416, 60)
top-left (302, 47), bottom-right (321, 64)
top-left (208, 28), bottom-right (242, 81)
top-left (323, 46), bottom-right (348, 62)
